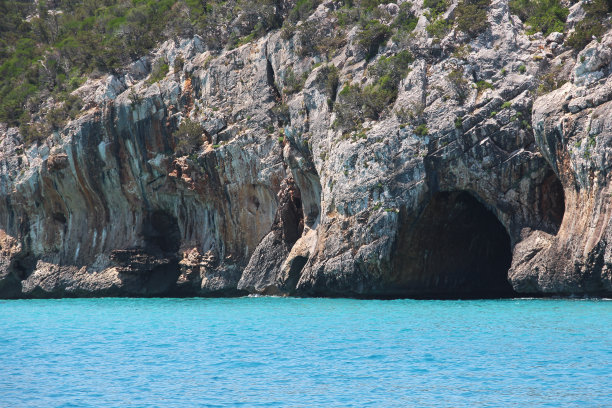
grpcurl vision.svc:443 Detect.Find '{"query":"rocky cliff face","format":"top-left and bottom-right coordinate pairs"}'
top-left (1, 0), bottom-right (610, 298)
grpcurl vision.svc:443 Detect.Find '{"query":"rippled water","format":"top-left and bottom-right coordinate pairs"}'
top-left (1, 297), bottom-right (610, 407)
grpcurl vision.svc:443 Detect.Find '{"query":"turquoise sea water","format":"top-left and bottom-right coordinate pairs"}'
top-left (0, 298), bottom-right (610, 407)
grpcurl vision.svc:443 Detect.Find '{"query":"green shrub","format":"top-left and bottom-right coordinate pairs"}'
top-left (283, 67), bottom-right (307, 95)
top-left (566, 0), bottom-right (612, 50)
top-left (361, 83), bottom-right (396, 120)
top-left (174, 118), bottom-right (206, 156)
top-left (518, 64), bottom-right (527, 74)
top-left (295, 19), bottom-right (346, 58)
top-left (501, 101), bottom-right (512, 109)
top-left (452, 44), bottom-right (472, 59)
top-left (288, 0), bottom-right (321, 23)
top-left (334, 50), bottom-right (413, 130)
top-left (455, 0), bottom-right (491, 37)
top-left (369, 50), bottom-right (413, 88)
top-left (414, 124), bottom-right (429, 136)
top-left (317, 64), bottom-right (340, 108)
top-left (280, 23), bottom-right (297, 40)
top-left (174, 56), bottom-right (185, 74)
top-left (392, 2), bottom-right (418, 33)
top-left (147, 60), bottom-right (169, 84)
top-left (357, 20), bottom-right (392, 60)
top-left (447, 69), bottom-right (470, 104)
top-left (335, 84), bottom-right (365, 131)
top-left (509, 0), bottom-right (568, 35)
top-left (424, 0), bottom-right (449, 17)
top-left (454, 116), bottom-right (463, 128)
top-left (476, 80), bottom-right (493, 94)
top-left (424, 0), bottom-right (451, 39)
top-left (426, 18), bottom-right (452, 39)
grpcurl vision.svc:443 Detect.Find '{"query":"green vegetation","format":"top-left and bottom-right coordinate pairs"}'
top-left (295, 19), bottom-right (345, 57)
top-left (392, 3), bottom-right (418, 34)
top-left (424, 0), bottom-right (449, 17)
top-left (357, 20), bottom-right (392, 60)
top-left (426, 18), bottom-right (452, 39)
top-left (536, 63), bottom-right (567, 95)
top-left (424, 0), bottom-right (451, 39)
top-left (447, 68), bottom-right (470, 104)
top-left (509, 0), bottom-right (568, 36)
top-left (518, 64), bottom-right (527, 74)
top-left (501, 101), bottom-right (512, 109)
top-left (424, 0), bottom-right (490, 39)
top-left (414, 124), bottom-right (429, 136)
top-left (566, 0), bottom-right (612, 50)
top-left (283, 67), bottom-right (308, 95)
top-left (334, 50), bottom-right (413, 130)
top-left (174, 118), bottom-right (205, 156)
top-left (317, 64), bottom-right (340, 109)
top-left (476, 80), bottom-right (493, 94)
top-left (391, 2), bottom-right (418, 46)
top-left (454, 116), bottom-right (463, 129)
top-left (452, 44), bottom-right (472, 59)
top-left (336, 0), bottom-right (416, 58)
top-left (288, 0), bottom-right (321, 23)
top-left (0, 0), bottom-right (312, 132)
top-left (0, 0), bottom-right (424, 134)
top-left (147, 60), bottom-right (169, 84)
top-left (455, 0), bottom-right (491, 37)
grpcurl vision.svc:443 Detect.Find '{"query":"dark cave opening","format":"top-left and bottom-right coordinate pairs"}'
top-left (143, 210), bottom-right (181, 255)
top-left (539, 170), bottom-right (565, 234)
top-left (392, 191), bottom-right (516, 299)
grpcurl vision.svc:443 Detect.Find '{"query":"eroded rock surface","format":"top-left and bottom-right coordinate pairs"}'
top-left (1, 0), bottom-right (611, 298)
top-left (508, 32), bottom-right (612, 295)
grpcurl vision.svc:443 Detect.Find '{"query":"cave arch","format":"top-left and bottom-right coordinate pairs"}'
top-left (392, 191), bottom-right (515, 299)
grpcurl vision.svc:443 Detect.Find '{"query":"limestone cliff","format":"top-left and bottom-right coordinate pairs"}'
top-left (1, 0), bottom-right (610, 298)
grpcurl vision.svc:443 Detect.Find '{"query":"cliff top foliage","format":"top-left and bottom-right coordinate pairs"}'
top-left (0, 0), bottom-right (299, 133)
top-left (1, 0), bottom-right (612, 142)
top-left (509, 0), bottom-right (568, 36)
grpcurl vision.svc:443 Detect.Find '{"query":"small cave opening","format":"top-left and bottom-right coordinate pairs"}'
top-left (538, 170), bottom-right (565, 234)
top-left (278, 178), bottom-right (304, 247)
top-left (392, 191), bottom-right (515, 299)
top-left (142, 210), bottom-right (181, 255)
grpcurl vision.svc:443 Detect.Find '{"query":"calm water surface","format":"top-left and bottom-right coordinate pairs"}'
top-left (0, 297), bottom-right (610, 407)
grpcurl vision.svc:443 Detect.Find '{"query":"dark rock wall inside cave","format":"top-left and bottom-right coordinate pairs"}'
top-left (392, 191), bottom-right (515, 298)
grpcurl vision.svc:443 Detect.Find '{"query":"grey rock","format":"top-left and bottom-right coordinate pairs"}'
top-left (1, 1), bottom-right (612, 298)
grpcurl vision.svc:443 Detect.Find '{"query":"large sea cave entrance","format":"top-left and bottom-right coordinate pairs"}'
top-left (392, 191), bottom-right (515, 299)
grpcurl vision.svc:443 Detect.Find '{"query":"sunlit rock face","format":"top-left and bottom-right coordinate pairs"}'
top-left (0, 1), bottom-right (610, 298)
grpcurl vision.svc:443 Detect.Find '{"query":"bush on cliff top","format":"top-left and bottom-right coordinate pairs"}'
top-left (455, 0), bottom-right (491, 37)
top-left (509, 0), bottom-right (568, 36)
top-left (0, 0), bottom-right (311, 132)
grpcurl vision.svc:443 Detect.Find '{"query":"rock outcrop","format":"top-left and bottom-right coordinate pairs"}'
top-left (0, 0), bottom-right (611, 298)
top-left (508, 32), bottom-right (612, 295)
